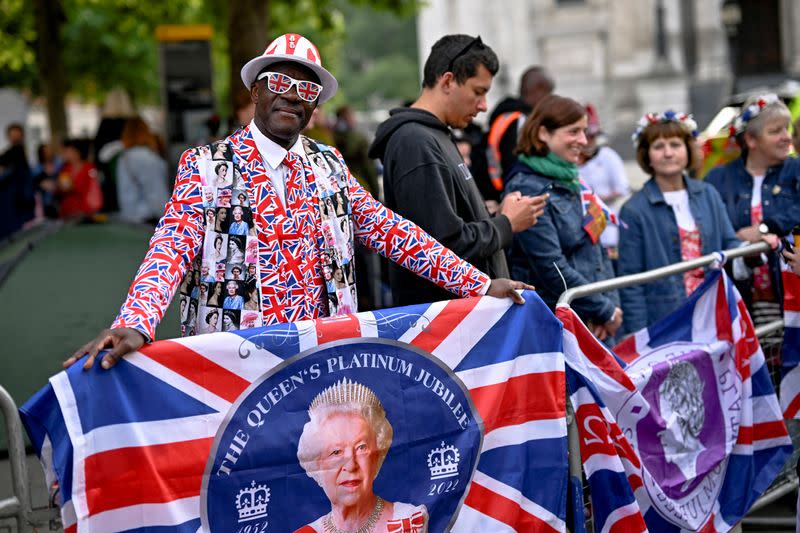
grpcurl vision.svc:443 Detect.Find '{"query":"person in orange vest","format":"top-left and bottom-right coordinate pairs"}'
top-left (474, 66), bottom-right (554, 204)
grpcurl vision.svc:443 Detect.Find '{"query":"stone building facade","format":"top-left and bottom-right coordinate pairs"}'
top-left (417, 0), bottom-right (800, 155)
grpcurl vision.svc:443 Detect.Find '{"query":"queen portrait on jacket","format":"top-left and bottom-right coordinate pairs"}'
top-left (294, 378), bottom-right (429, 533)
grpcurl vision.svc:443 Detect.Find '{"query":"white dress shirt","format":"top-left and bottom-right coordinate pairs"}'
top-left (248, 119), bottom-right (306, 206)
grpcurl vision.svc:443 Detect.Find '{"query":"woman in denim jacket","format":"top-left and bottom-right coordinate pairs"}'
top-left (505, 95), bottom-right (622, 341)
top-left (705, 94), bottom-right (799, 323)
top-left (617, 112), bottom-right (742, 335)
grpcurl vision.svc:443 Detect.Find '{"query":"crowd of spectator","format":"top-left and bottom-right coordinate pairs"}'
top-left (0, 115), bottom-right (171, 242)
top-left (461, 73), bottom-right (800, 338)
top-left (4, 39), bottom-right (800, 345)
top-left (371, 36), bottom-right (800, 341)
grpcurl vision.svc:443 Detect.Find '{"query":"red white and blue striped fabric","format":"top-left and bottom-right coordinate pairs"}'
top-left (780, 265), bottom-right (800, 419)
top-left (21, 293), bottom-right (570, 533)
top-left (562, 270), bottom-right (792, 532)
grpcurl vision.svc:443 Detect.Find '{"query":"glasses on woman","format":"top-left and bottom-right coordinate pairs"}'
top-left (257, 71), bottom-right (323, 103)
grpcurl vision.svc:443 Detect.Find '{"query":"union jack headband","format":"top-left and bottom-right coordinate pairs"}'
top-left (631, 110), bottom-right (698, 148)
top-left (729, 93), bottom-right (781, 137)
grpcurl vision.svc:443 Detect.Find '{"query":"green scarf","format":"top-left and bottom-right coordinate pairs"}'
top-left (519, 152), bottom-right (580, 193)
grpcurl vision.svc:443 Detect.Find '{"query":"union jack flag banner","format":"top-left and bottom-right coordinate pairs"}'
top-left (780, 263), bottom-right (800, 419)
top-left (563, 270), bottom-right (793, 532)
top-left (21, 294), bottom-right (571, 533)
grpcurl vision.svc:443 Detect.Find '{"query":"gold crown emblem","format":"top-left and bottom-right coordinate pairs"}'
top-left (235, 481), bottom-right (270, 523)
top-left (309, 378), bottom-right (382, 414)
top-left (427, 442), bottom-right (460, 480)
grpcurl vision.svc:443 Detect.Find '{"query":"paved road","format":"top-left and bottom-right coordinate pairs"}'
top-left (0, 221), bottom-right (181, 450)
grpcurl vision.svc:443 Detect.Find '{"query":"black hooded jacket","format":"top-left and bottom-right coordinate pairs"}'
top-left (368, 107), bottom-right (511, 306)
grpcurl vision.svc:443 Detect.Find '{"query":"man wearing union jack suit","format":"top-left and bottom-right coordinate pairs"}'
top-left (66, 33), bottom-right (532, 371)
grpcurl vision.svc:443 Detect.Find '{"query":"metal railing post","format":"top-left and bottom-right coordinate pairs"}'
top-left (557, 241), bottom-right (771, 306)
top-left (0, 385), bottom-right (34, 532)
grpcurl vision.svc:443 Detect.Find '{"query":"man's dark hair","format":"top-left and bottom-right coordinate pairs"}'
top-left (519, 66), bottom-right (554, 96)
top-left (422, 34), bottom-right (499, 88)
top-left (6, 123), bottom-right (24, 136)
top-left (62, 138), bottom-right (92, 161)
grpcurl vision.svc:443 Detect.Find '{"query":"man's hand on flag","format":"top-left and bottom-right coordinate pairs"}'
top-left (487, 278), bottom-right (535, 304)
top-left (64, 327), bottom-right (147, 370)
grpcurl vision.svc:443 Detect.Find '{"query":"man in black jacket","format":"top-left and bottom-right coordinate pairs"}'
top-left (369, 34), bottom-right (546, 306)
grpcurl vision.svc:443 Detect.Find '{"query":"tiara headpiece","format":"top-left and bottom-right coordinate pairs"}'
top-left (309, 378), bottom-right (382, 414)
top-left (729, 93), bottom-right (781, 137)
top-left (631, 110), bottom-right (698, 147)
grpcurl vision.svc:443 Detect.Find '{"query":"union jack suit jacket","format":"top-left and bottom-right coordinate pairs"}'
top-left (112, 126), bottom-right (490, 340)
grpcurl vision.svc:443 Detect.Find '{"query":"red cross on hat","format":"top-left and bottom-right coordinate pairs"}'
top-left (240, 33), bottom-right (338, 104)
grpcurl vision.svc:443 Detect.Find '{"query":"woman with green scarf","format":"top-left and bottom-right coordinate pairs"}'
top-left (505, 94), bottom-right (622, 340)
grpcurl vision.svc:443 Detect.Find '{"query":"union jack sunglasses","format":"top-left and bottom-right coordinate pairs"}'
top-left (257, 71), bottom-right (323, 103)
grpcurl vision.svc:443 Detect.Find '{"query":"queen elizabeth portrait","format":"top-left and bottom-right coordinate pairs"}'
top-left (657, 360), bottom-right (707, 491)
top-left (294, 378), bottom-right (428, 533)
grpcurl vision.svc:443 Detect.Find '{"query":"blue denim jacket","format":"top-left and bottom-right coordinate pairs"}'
top-left (617, 177), bottom-right (741, 334)
top-left (505, 164), bottom-right (619, 323)
top-left (705, 156), bottom-right (800, 235)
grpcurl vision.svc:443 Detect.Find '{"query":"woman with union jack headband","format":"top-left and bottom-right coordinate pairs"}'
top-left (705, 94), bottom-right (800, 325)
top-left (617, 111), bottom-right (742, 335)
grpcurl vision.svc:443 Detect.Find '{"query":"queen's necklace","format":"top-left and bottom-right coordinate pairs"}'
top-left (322, 497), bottom-right (384, 533)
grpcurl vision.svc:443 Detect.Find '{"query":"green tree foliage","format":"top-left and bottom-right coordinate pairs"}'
top-left (63, 0), bottom-right (208, 103)
top-left (0, 0), bottom-right (419, 111)
top-left (0, 0), bottom-right (207, 104)
top-left (0, 0), bottom-right (39, 89)
top-left (335, 0), bottom-right (420, 109)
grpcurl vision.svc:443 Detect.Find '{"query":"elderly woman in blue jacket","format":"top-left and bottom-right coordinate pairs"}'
top-left (505, 94), bottom-right (622, 341)
top-left (617, 112), bottom-right (742, 335)
top-left (705, 94), bottom-right (799, 323)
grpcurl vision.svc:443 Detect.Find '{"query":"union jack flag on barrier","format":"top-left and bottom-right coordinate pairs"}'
top-left (780, 263), bottom-right (800, 419)
top-left (21, 294), bottom-right (571, 533)
top-left (563, 270), bottom-right (792, 532)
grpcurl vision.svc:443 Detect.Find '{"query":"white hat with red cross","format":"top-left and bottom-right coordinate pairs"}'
top-left (240, 33), bottom-right (338, 104)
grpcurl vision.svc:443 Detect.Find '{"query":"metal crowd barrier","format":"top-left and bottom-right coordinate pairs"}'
top-left (0, 386), bottom-right (60, 533)
top-left (0, 385), bottom-right (34, 532)
top-left (558, 241), bottom-right (797, 531)
top-left (742, 322), bottom-right (798, 529)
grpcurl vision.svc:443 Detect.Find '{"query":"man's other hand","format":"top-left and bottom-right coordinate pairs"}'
top-left (487, 278), bottom-right (535, 304)
top-left (500, 192), bottom-right (548, 233)
top-left (64, 327), bottom-right (147, 370)
top-left (784, 248), bottom-right (800, 276)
